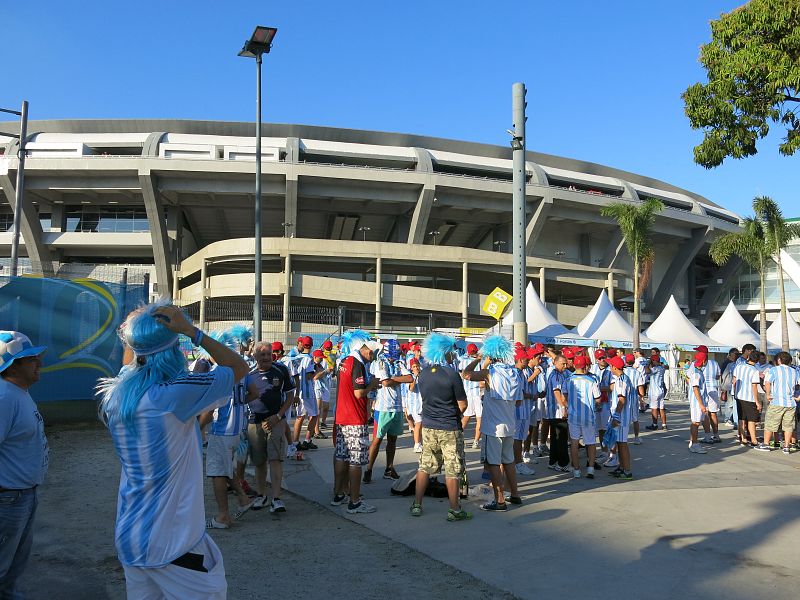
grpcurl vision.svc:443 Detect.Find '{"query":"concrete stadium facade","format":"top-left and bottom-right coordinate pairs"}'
top-left (0, 119), bottom-right (743, 337)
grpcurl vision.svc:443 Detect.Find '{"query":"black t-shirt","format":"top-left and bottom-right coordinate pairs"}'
top-left (246, 364), bottom-right (296, 422)
top-left (418, 365), bottom-right (466, 431)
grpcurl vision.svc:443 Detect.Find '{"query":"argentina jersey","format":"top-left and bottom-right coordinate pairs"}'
top-left (733, 362), bottom-right (759, 402)
top-left (567, 374), bottom-right (600, 427)
top-left (764, 364), bottom-right (800, 407)
top-left (610, 373), bottom-right (633, 427)
top-left (545, 369), bottom-right (568, 420)
top-left (209, 378), bottom-right (248, 436)
top-left (457, 354), bottom-right (482, 397)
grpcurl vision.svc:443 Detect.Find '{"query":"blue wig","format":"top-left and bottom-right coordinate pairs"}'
top-left (340, 329), bottom-right (371, 357)
top-left (227, 324), bottom-right (253, 347)
top-left (481, 335), bottom-right (512, 361)
top-left (97, 298), bottom-right (188, 431)
top-left (423, 333), bottom-right (456, 365)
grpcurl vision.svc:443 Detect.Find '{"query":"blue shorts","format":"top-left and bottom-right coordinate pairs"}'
top-left (374, 411), bottom-right (405, 438)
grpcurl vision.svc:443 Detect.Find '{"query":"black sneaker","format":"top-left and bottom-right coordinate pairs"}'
top-left (593, 461), bottom-right (603, 470)
top-left (608, 467), bottom-right (623, 477)
top-left (645, 424), bottom-right (658, 431)
top-left (508, 496), bottom-right (522, 505)
top-left (363, 469), bottom-right (373, 484)
top-left (586, 471), bottom-right (595, 479)
top-left (296, 441), bottom-right (309, 451)
top-left (320, 422), bottom-right (328, 430)
top-left (383, 467), bottom-right (400, 480)
top-left (304, 440), bottom-right (318, 450)
top-left (480, 500), bottom-right (508, 512)
top-left (330, 494), bottom-right (347, 506)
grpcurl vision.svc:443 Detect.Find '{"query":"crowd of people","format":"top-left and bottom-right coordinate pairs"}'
top-left (2, 298), bottom-right (799, 598)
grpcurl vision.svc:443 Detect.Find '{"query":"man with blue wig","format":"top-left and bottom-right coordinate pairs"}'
top-left (410, 333), bottom-right (471, 521)
top-left (98, 300), bottom-right (250, 599)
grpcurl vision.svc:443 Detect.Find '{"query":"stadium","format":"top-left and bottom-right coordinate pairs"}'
top-left (0, 119), bottom-right (746, 340)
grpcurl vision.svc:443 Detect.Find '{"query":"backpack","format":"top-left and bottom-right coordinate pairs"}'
top-left (390, 470), bottom-right (449, 497)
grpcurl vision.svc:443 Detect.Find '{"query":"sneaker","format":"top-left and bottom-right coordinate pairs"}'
top-left (507, 495), bottom-right (522, 505)
top-left (616, 471), bottom-right (633, 480)
top-left (515, 463), bottom-right (535, 476)
top-left (269, 498), bottom-right (286, 513)
top-left (782, 447), bottom-right (791, 455)
top-left (410, 501), bottom-right (422, 517)
top-left (447, 508), bottom-right (473, 521)
top-left (573, 469), bottom-right (581, 479)
top-left (313, 432), bottom-right (329, 439)
top-left (480, 500), bottom-right (508, 512)
top-left (471, 439), bottom-right (480, 450)
top-left (383, 467), bottom-right (400, 480)
top-left (539, 445), bottom-right (550, 456)
top-left (700, 436), bottom-right (715, 445)
top-left (414, 443), bottom-right (423, 453)
top-left (530, 446), bottom-right (541, 458)
top-left (363, 469), bottom-right (373, 484)
top-left (286, 445), bottom-right (297, 459)
top-left (251, 495), bottom-right (269, 510)
top-left (586, 471), bottom-right (595, 479)
top-left (633, 437), bottom-right (642, 445)
top-left (603, 456), bottom-right (619, 468)
top-left (320, 422), bottom-right (328, 430)
top-left (608, 467), bottom-right (623, 477)
top-left (547, 463), bottom-right (559, 471)
top-left (754, 443), bottom-right (772, 452)
top-left (304, 440), bottom-right (318, 450)
top-left (330, 494), bottom-right (347, 506)
top-left (347, 501), bottom-right (376, 514)
top-left (645, 424), bottom-right (658, 431)
top-left (521, 450), bottom-right (530, 462)
top-left (296, 441), bottom-right (309, 451)
top-left (558, 465), bottom-right (572, 473)
top-left (712, 436), bottom-right (722, 443)
top-left (689, 443), bottom-right (708, 454)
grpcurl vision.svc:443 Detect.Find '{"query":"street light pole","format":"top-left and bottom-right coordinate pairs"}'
top-left (3, 101), bottom-right (28, 277)
top-left (239, 26), bottom-right (277, 341)
top-left (511, 82), bottom-right (527, 345)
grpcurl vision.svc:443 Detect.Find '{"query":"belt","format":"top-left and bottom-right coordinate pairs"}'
top-left (171, 552), bottom-right (208, 573)
top-left (0, 485), bottom-right (37, 493)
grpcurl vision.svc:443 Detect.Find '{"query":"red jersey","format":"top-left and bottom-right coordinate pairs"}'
top-left (335, 355), bottom-right (369, 426)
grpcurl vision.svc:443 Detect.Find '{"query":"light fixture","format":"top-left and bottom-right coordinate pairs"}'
top-left (357, 226), bottom-right (371, 241)
top-left (238, 26), bottom-right (278, 58)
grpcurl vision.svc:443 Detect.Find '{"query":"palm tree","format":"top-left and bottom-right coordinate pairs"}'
top-left (600, 198), bottom-right (664, 348)
top-left (753, 197), bottom-right (800, 351)
top-left (709, 217), bottom-right (770, 352)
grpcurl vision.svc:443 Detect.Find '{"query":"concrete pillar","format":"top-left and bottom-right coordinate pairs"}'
top-left (374, 256), bottom-right (382, 330)
top-left (462, 262), bottom-right (469, 329)
top-left (283, 254), bottom-right (291, 339)
top-left (172, 269), bottom-right (179, 301)
top-left (199, 260), bottom-right (207, 330)
top-left (51, 204), bottom-right (65, 232)
top-left (607, 272), bottom-right (615, 304)
top-left (539, 267), bottom-right (546, 302)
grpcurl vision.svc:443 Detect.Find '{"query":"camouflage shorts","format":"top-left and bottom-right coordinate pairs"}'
top-left (419, 428), bottom-right (465, 479)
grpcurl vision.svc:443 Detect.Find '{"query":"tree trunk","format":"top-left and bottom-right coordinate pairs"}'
top-left (774, 233), bottom-right (789, 352)
top-left (633, 254), bottom-right (640, 349)
top-left (759, 266), bottom-right (767, 354)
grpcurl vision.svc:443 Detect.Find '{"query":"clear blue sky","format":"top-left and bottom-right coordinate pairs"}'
top-left (1, 1), bottom-right (794, 217)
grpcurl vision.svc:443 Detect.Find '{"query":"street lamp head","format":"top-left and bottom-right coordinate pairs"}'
top-left (238, 26), bottom-right (278, 58)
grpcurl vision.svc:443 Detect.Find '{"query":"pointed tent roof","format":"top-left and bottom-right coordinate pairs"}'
top-left (767, 315), bottom-right (800, 350)
top-left (708, 300), bottom-right (762, 350)
top-left (644, 296), bottom-right (723, 348)
top-left (502, 282), bottom-right (569, 336)
top-left (572, 290), bottom-right (657, 346)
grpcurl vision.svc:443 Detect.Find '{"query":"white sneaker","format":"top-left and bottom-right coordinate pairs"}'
top-left (689, 443), bottom-right (708, 454)
top-left (633, 437), bottom-right (642, 445)
top-left (522, 450), bottom-right (530, 462)
top-left (269, 498), bottom-right (286, 513)
top-left (573, 469), bottom-right (581, 479)
top-left (413, 443), bottom-right (423, 453)
top-left (286, 444), bottom-right (297, 459)
top-left (515, 463), bottom-right (535, 476)
top-left (471, 439), bottom-right (480, 450)
top-left (530, 447), bottom-right (541, 458)
top-left (346, 500), bottom-right (376, 514)
top-left (603, 456), bottom-right (619, 468)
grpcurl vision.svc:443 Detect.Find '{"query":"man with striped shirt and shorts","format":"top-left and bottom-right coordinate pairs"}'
top-left (645, 353), bottom-right (668, 431)
top-left (523, 344), bottom-right (546, 463)
top-left (512, 349), bottom-right (536, 477)
top-left (696, 345), bottom-right (722, 444)
top-left (607, 356), bottom-right (634, 479)
top-left (757, 352), bottom-right (800, 453)
top-left (590, 349), bottom-right (612, 462)
top-left (459, 343), bottom-right (483, 449)
top-left (688, 351), bottom-right (710, 454)
top-left (732, 353), bottom-right (762, 447)
top-left (545, 355), bottom-right (571, 472)
top-left (567, 354), bottom-right (601, 479)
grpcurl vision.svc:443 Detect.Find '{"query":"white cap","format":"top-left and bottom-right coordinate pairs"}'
top-left (364, 340), bottom-right (383, 353)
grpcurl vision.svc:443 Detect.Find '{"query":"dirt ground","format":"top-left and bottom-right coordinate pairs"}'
top-left (19, 424), bottom-right (515, 600)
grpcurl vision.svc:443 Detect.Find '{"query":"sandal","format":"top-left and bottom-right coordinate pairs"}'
top-left (205, 517), bottom-right (230, 529)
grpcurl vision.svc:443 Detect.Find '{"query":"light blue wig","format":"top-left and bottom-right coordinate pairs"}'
top-left (98, 298), bottom-right (188, 430)
top-left (194, 329), bottom-right (229, 359)
top-left (340, 329), bottom-right (371, 357)
top-left (481, 335), bottom-right (512, 361)
top-left (423, 333), bottom-right (456, 365)
top-left (227, 324), bottom-right (253, 348)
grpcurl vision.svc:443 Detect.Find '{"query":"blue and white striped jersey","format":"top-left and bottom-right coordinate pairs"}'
top-left (294, 354), bottom-right (316, 401)
top-left (623, 366), bottom-right (643, 419)
top-left (566, 373), bottom-right (600, 427)
top-left (764, 364), bottom-right (800, 407)
top-left (702, 360), bottom-right (721, 391)
top-left (457, 354), bottom-right (482, 396)
top-left (545, 368), bottom-right (569, 420)
top-left (373, 358), bottom-right (404, 412)
top-left (482, 362), bottom-right (520, 437)
top-left (610, 372), bottom-right (633, 427)
top-left (107, 367), bottom-right (234, 568)
top-left (314, 368), bottom-right (332, 398)
top-left (648, 365), bottom-right (667, 401)
top-left (514, 368), bottom-right (530, 422)
top-left (732, 363), bottom-right (761, 402)
top-left (209, 377), bottom-right (249, 436)
top-left (404, 375), bottom-right (423, 415)
top-left (688, 365), bottom-right (708, 406)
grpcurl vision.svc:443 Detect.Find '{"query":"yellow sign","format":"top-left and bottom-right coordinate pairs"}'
top-left (482, 287), bottom-right (512, 321)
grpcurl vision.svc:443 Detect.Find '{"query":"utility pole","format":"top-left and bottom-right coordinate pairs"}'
top-left (511, 83), bottom-right (527, 344)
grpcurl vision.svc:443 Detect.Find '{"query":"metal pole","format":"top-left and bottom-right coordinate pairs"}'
top-left (253, 54), bottom-right (263, 342)
top-left (10, 101), bottom-right (28, 277)
top-left (511, 83), bottom-right (527, 344)
top-left (374, 257), bottom-right (382, 330)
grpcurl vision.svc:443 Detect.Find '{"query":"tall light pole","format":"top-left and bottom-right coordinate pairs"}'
top-left (358, 226), bottom-right (371, 242)
top-left (510, 82), bottom-right (527, 344)
top-left (428, 229), bottom-right (440, 246)
top-left (239, 25), bottom-right (277, 340)
top-left (1, 101), bottom-right (28, 277)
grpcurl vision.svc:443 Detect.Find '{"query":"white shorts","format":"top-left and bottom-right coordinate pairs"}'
top-left (514, 415), bottom-right (531, 441)
top-left (205, 434), bottom-right (238, 479)
top-left (316, 389), bottom-right (331, 404)
top-left (409, 411), bottom-right (422, 424)
top-left (569, 421), bottom-right (597, 443)
top-left (613, 422), bottom-right (630, 444)
top-left (690, 397), bottom-right (707, 424)
top-left (596, 404), bottom-right (611, 429)
top-left (299, 395), bottom-right (319, 417)
top-left (481, 434), bottom-right (514, 465)
top-left (706, 390), bottom-right (720, 413)
top-left (123, 534), bottom-right (226, 600)
top-left (649, 394), bottom-right (666, 410)
top-left (464, 392), bottom-right (483, 418)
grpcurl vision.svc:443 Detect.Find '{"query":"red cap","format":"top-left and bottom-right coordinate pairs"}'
top-left (529, 343), bottom-right (545, 357)
top-left (694, 351), bottom-right (708, 367)
top-left (322, 340), bottom-right (333, 350)
top-left (312, 349), bottom-right (324, 358)
top-left (608, 356), bottom-right (625, 370)
top-left (606, 348), bottom-right (618, 358)
top-left (594, 349), bottom-right (607, 360)
top-left (650, 354), bottom-right (661, 364)
top-left (412, 343), bottom-right (421, 351)
top-left (514, 349), bottom-right (529, 362)
top-left (297, 337), bottom-right (304, 343)
top-left (562, 348), bottom-right (575, 359)
top-left (694, 345), bottom-right (709, 353)
top-left (573, 355), bottom-right (590, 369)
top-left (625, 353), bottom-right (635, 365)
top-left (271, 341), bottom-right (284, 351)
top-left (466, 343), bottom-right (478, 354)
top-left (409, 358), bottom-right (420, 367)
top-left (301, 335), bottom-right (313, 348)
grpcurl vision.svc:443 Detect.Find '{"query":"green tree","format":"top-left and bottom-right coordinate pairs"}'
top-left (709, 217), bottom-right (770, 352)
top-left (753, 196), bottom-right (800, 351)
top-left (682, 0), bottom-right (800, 168)
top-left (600, 199), bottom-right (664, 348)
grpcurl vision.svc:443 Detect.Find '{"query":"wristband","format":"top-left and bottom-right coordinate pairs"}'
top-left (193, 328), bottom-right (204, 347)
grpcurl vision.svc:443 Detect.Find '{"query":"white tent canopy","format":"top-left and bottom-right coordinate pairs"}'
top-left (644, 296), bottom-right (725, 350)
top-left (708, 300), bottom-right (764, 350)
top-left (767, 316), bottom-right (800, 350)
top-left (572, 290), bottom-right (658, 347)
top-left (500, 283), bottom-right (594, 345)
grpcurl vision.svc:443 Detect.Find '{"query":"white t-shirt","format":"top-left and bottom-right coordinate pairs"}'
top-left (107, 367), bottom-right (234, 568)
